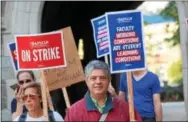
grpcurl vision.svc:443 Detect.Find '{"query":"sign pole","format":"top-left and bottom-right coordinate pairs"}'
top-left (105, 55), bottom-right (113, 87)
top-left (62, 88), bottom-right (71, 108)
top-left (40, 70), bottom-right (49, 121)
top-left (46, 84), bottom-right (54, 111)
top-left (126, 72), bottom-right (135, 121)
top-left (104, 55), bottom-right (109, 65)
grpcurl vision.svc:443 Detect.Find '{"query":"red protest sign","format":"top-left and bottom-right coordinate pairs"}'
top-left (15, 31), bottom-right (66, 70)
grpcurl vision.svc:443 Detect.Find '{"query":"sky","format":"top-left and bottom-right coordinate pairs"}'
top-left (137, 1), bottom-right (169, 14)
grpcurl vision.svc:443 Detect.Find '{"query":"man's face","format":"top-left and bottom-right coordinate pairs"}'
top-left (18, 72), bottom-right (34, 87)
top-left (86, 69), bottom-right (109, 96)
top-left (23, 87), bottom-right (41, 112)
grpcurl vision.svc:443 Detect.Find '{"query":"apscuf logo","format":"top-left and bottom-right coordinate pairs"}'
top-left (30, 41), bottom-right (49, 48)
top-left (117, 17), bottom-right (132, 23)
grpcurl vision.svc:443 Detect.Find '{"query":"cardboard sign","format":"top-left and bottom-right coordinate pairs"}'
top-left (8, 42), bottom-right (18, 71)
top-left (43, 27), bottom-right (85, 91)
top-left (91, 15), bottom-right (109, 58)
top-left (15, 31), bottom-right (66, 70)
top-left (106, 10), bottom-right (146, 73)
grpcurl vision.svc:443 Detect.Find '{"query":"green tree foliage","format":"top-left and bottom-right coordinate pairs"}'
top-left (168, 59), bottom-right (182, 84)
top-left (160, 1), bottom-right (180, 46)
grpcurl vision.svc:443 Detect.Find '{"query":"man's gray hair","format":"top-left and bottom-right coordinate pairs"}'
top-left (85, 60), bottom-right (111, 80)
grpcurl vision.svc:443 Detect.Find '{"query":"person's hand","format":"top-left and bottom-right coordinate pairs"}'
top-left (65, 108), bottom-right (69, 114)
top-left (15, 85), bottom-right (24, 103)
top-left (108, 85), bottom-right (117, 97)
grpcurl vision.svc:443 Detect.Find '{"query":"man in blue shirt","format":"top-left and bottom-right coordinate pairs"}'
top-left (108, 69), bottom-right (163, 121)
top-left (120, 69), bottom-right (162, 121)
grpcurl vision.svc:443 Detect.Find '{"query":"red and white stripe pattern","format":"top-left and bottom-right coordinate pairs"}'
top-left (97, 28), bottom-right (108, 39)
top-left (99, 41), bottom-right (109, 50)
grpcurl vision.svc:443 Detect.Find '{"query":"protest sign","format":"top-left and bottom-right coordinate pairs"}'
top-left (43, 27), bottom-right (85, 91)
top-left (91, 15), bottom-right (109, 58)
top-left (15, 31), bottom-right (66, 70)
top-left (106, 10), bottom-right (146, 73)
top-left (8, 42), bottom-right (18, 71)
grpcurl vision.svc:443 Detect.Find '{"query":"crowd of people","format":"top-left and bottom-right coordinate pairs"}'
top-left (11, 60), bottom-right (162, 121)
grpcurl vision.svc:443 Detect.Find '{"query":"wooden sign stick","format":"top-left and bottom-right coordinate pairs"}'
top-left (104, 55), bottom-right (109, 65)
top-left (46, 84), bottom-right (54, 111)
top-left (126, 72), bottom-right (135, 121)
top-left (105, 55), bottom-right (113, 87)
top-left (40, 70), bottom-right (49, 121)
top-left (62, 88), bottom-right (71, 108)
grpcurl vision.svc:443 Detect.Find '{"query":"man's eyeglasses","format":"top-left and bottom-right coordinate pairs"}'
top-left (22, 94), bottom-right (39, 101)
top-left (18, 79), bottom-right (32, 85)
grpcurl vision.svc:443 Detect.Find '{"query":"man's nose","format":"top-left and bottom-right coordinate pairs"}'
top-left (96, 78), bottom-right (102, 83)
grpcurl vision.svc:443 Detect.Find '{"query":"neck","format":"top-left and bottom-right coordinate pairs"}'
top-left (28, 107), bottom-right (43, 118)
top-left (90, 93), bottom-right (107, 106)
top-left (133, 70), bottom-right (147, 76)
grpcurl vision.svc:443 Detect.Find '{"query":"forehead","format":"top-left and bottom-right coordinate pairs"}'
top-left (89, 69), bottom-right (106, 76)
top-left (18, 72), bottom-right (32, 80)
top-left (24, 87), bottom-right (37, 94)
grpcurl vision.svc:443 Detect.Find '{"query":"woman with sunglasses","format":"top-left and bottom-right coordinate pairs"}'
top-left (13, 82), bottom-right (63, 121)
top-left (11, 70), bottom-right (36, 120)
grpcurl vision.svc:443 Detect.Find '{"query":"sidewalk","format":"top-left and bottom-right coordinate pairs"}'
top-left (1, 102), bottom-right (187, 121)
top-left (162, 102), bottom-right (187, 121)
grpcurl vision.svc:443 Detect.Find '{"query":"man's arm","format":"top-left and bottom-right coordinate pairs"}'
top-left (12, 102), bottom-right (23, 120)
top-left (12, 87), bottom-right (24, 120)
top-left (118, 91), bottom-right (126, 101)
top-left (153, 93), bottom-right (163, 121)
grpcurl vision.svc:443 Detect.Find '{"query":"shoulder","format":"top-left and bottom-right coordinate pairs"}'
top-left (11, 98), bottom-right (16, 104)
top-left (113, 97), bottom-right (129, 108)
top-left (147, 71), bottom-right (159, 81)
top-left (13, 115), bottom-right (20, 121)
top-left (147, 71), bottom-right (158, 78)
top-left (120, 73), bottom-right (126, 78)
top-left (68, 98), bottom-right (85, 112)
top-left (120, 73), bottom-right (127, 82)
top-left (52, 111), bottom-right (64, 121)
top-left (112, 97), bottom-right (130, 115)
top-left (65, 98), bottom-right (86, 121)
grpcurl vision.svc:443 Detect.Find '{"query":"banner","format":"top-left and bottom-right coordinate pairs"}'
top-left (106, 10), bottom-right (146, 73)
top-left (91, 15), bottom-right (109, 58)
top-left (15, 31), bottom-right (66, 70)
top-left (43, 27), bottom-right (85, 91)
top-left (8, 42), bottom-right (18, 71)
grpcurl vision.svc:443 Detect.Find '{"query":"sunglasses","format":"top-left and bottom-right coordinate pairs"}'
top-left (22, 94), bottom-right (39, 101)
top-left (18, 79), bottom-right (32, 85)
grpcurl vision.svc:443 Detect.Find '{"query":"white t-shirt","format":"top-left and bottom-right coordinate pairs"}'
top-left (13, 111), bottom-right (64, 121)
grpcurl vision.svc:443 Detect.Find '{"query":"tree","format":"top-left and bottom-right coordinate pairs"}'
top-left (160, 1), bottom-right (180, 46)
top-left (168, 59), bottom-right (182, 85)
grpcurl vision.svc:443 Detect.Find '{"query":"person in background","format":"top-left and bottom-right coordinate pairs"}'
top-left (13, 82), bottom-right (64, 121)
top-left (109, 69), bottom-right (163, 121)
top-left (65, 60), bottom-right (141, 121)
top-left (11, 70), bottom-right (36, 120)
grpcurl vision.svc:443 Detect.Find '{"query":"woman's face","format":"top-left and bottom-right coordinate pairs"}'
top-left (23, 87), bottom-right (41, 112)
top-left (18, 72), bottom-right (34, 87)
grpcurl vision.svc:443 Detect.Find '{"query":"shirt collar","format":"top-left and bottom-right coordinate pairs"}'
top-left (85, 91), bottom-right (113, 113)
top-left (90, 95), bottom-right (107, 113)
